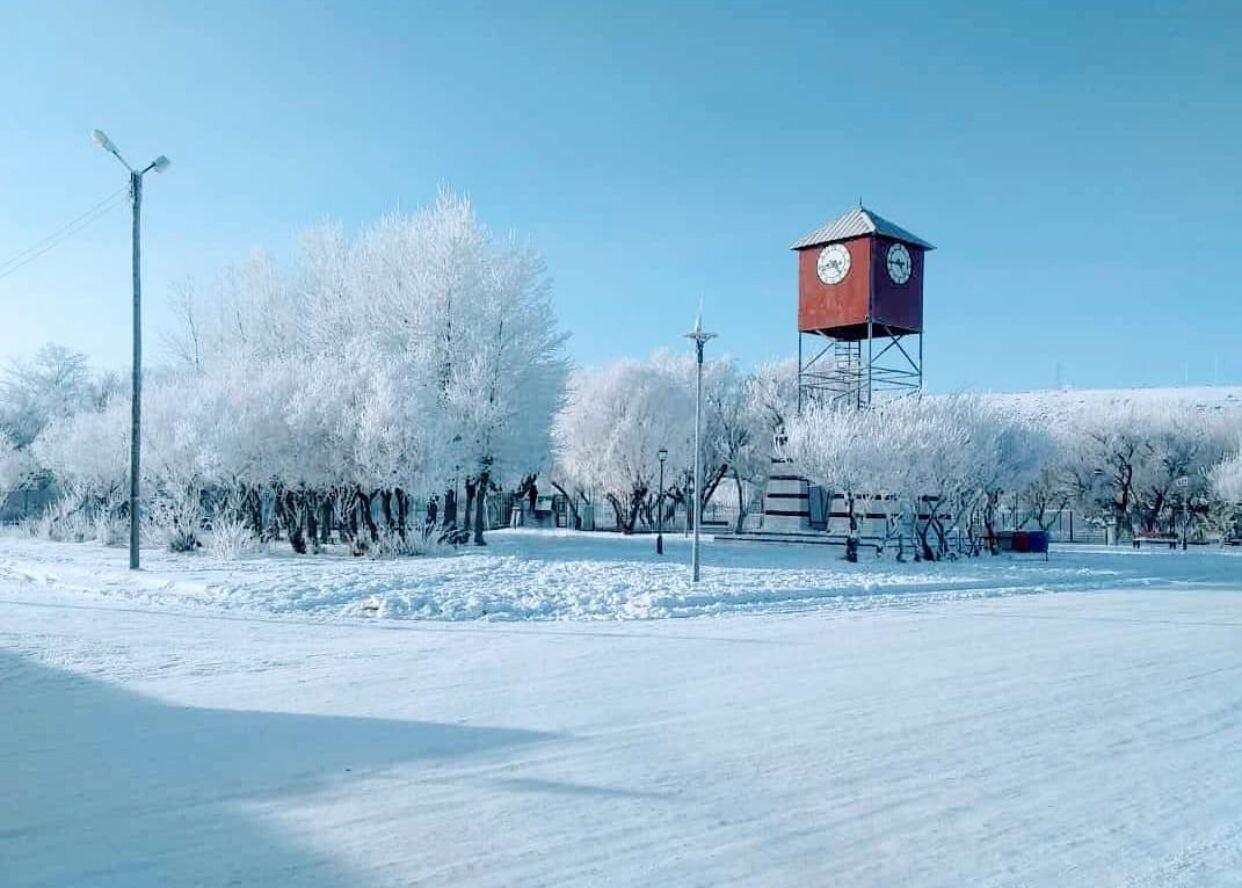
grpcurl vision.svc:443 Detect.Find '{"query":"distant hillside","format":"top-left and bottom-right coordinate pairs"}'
top-left (978, 386), bottom-right (1242, 420)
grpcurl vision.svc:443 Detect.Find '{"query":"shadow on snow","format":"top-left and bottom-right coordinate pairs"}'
top-left (0, 650), bottom-right (554, 887)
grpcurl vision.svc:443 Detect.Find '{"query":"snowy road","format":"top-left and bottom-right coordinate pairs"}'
top-left (3, 539), bottom-right (1242, 885)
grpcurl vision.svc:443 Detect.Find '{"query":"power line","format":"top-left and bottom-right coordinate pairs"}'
top-left (0, 187), bottom-right (129, 283)
top-left (0, 186), bottom-right (127, 274)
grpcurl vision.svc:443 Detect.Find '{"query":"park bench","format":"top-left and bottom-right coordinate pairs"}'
top-left (1132, 532), bottom-right (1179, 549)
top-left (993, 530), bottom-right (1050, 558)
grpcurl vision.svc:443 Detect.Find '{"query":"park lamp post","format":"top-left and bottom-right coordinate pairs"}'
top-left (1175, 475), bottom-right (1192, 550)
top-left (656, 447), bottom-right (668, 555)
top-left (93, 129), bottom-right (171, 570)
top-left (684, 314), bottom-right (716, 582)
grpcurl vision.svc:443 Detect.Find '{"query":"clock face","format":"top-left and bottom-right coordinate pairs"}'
top-left (816, 243), bottom-right (851, 285)
top-left (886, 242), bottom-right (912, 284)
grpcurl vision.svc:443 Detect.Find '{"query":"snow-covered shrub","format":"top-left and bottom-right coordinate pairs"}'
top-left (93, 511), bottom-right (128, 547)
top-left (206, 515), bottom-right (260, 560)
top-left (407, 528), bottom-right (456, 557)
top-left (144, 487), bottom-right (202, 553)
top-left (27, 493), bottom-right (95, 543)
top-left (366, 528), bottom-right (409, 560)
top-left (363, 525), bottom-right (456, 559)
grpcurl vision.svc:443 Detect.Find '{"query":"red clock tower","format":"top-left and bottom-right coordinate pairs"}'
top-left (792, 206), bottom-right (933, 409)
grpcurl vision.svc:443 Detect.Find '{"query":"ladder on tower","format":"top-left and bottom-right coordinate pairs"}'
top-left (827, 340), bottom-right (868, 408)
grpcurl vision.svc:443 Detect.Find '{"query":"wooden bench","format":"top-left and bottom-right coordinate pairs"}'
top-left (1132, 533), bottom-right (1179, 549)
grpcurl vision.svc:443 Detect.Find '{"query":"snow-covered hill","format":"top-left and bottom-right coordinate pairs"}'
top-left (979, 385), bottom-right (1242, 420)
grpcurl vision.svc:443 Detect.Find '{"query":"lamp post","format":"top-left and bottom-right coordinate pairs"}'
top-left (656, 447), bottom-right (668, 555)
top-left (1175, 475), bottom-right (1191, 550)
top-left (684, 314), bottom-right (716, 582)
top-left (93, 129), bottom-right (170, 570)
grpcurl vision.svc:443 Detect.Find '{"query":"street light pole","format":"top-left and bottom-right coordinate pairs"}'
top-left (93, 130), bottom-right (170, 571)
top-left (129, 170), bottom-right (142, 570)
top-left (1176, 475), bottom-right (1191, 551)
top-left (684, 314), bottom-right (716, 582)
top-left (656, 447), bottom-right (667, 555)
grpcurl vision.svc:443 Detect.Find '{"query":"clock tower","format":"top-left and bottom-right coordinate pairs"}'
top-left (792, 206), bottom-right (933, 409)
top-left (756, 207), bottom-right (934, 535)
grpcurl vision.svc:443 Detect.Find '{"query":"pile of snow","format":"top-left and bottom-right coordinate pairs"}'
top-left (2, 529), bottom-right (1238, 622)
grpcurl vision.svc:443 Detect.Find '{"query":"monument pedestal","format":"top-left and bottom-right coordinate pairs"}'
top-left (762, 457), bottom-right (811, 533)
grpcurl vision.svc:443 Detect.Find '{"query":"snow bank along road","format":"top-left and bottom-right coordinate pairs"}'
top-left (2, 534), bottom-right (1241, 886)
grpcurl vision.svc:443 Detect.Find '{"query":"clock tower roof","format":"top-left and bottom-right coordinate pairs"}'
top-left (791, 206), bottom-right (935, 252)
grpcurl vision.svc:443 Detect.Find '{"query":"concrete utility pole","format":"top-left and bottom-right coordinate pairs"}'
top-left (683, 314), bottom-right (716, 582)
top-left (93, 130), bottom-right (170, 570)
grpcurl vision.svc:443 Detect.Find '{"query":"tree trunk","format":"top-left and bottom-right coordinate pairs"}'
top-left (625, 485), bottom-right (646, 534)
top-left (472, 471), bottom-right (489, 545)
top-left (271, 483), bottom-right (287, 543)
top-left (320, 492), bottom-right (334, 545)
top-left (550, 481), bottom-right (579, 529)
top-left (380, 490), bottom-right (395, 532)
top-left (984, 490), bottom-right (1000, 555)
top-left (606, 494), bottom-right (625, 532)
top-left (845, 493), bottom-right (859, 562)
top-left (305, 489), bottom-right (319, 553)
top-left (463, 479), bottom-right (477, 538)
top-left (241, 483), bottom-right (263, 536)
top-left (443, 487), bottom-right (458, 529)
top-left (354, 488), bottom-right (378, 544)
top-left (732, 470), bottom-right (747, 534)
top-left (916, 519), bottom-right (935, 561)
top-left (395, 488), bottom-right (408, 539)
top-left (701, 463), bottom-right (728, 511)
top-left (284, 489), bottom-right (307, 554)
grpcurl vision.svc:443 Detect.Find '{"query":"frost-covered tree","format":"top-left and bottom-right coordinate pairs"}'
top-left (1058, 401), bottom-right (1231, 539)
top-left (874, 397), bottom-right (989, 559)
top-left (29, 194), bottom-right (567, 553)
top-left (783, 404), bottom-right (877, 547)
top-left (1212, 453), bottom-right (1242, 504)
top-left (0, 344), bottom-right (119, 448)
top-left (649, 350), bottom-right (745, 528)
top-left (745, 358), bottom-right (799, 441)
top-left (553, 359), bottom-right (694, 533)
top-left (31, 401), bottom-right (130, 507)
top-left (785, 396), bottom-right (1051, 559)
top-left (551, 351), bottom-right (768, 534)
top-left (0, 431), bottom-right (33, 500)
top-left (964, 407), bottom-right (1058, 553)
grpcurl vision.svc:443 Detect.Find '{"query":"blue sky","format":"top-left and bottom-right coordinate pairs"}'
top-left (1, 0), bottom-right (1238, 392)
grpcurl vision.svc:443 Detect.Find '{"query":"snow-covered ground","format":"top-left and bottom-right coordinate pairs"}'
top-left (1, 529), bottom-right (1240, 622)
top-left (3, 531), bottom-right (1242, 886)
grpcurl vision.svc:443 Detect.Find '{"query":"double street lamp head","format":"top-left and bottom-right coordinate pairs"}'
top-left (92, 128), bottom-right (171, 177)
